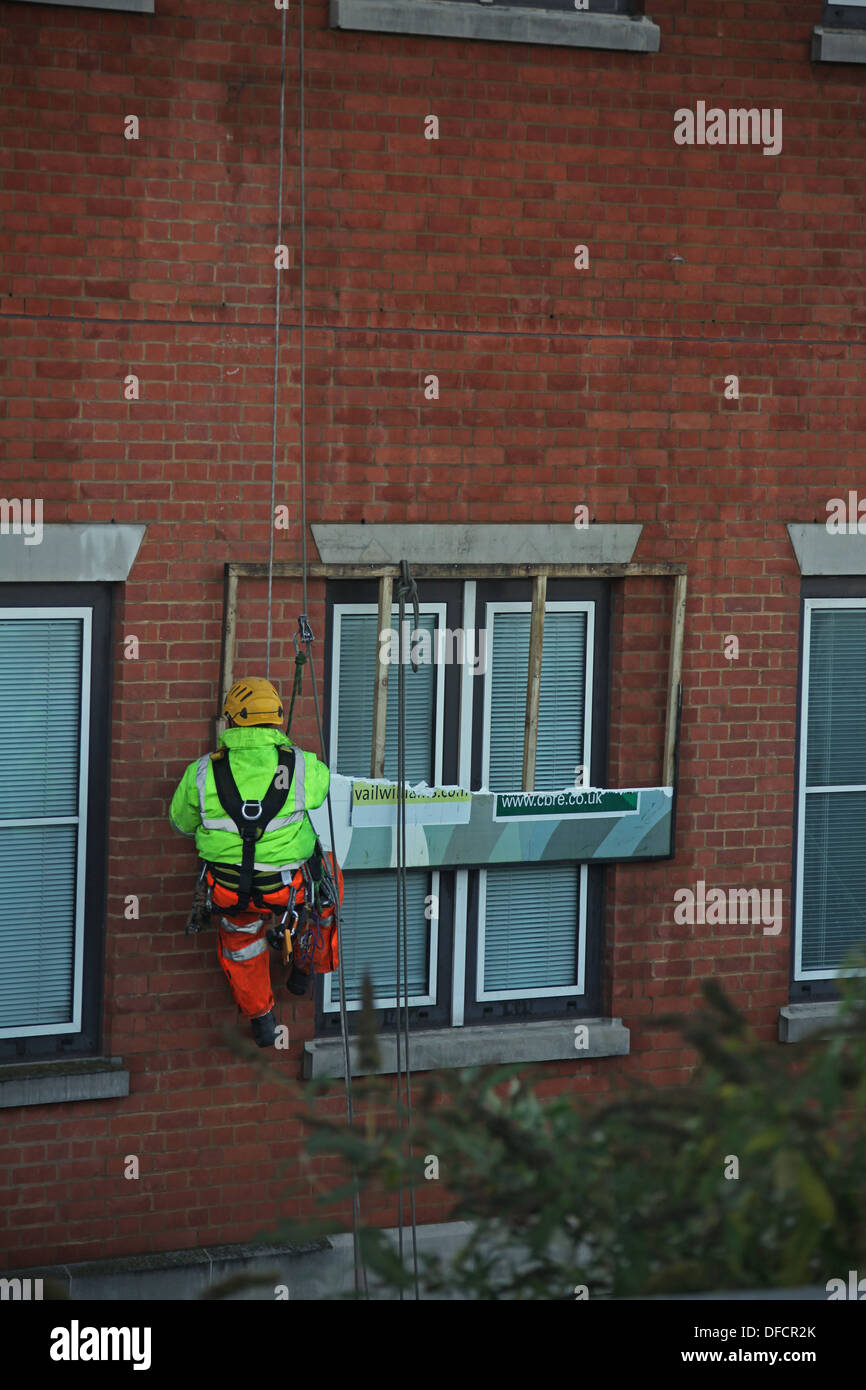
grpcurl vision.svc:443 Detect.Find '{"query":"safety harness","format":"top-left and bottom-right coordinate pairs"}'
top-left (209, 746), bottom-right (296, 912)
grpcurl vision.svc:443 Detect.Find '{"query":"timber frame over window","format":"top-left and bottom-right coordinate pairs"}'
top-left (219, 561), bottom-right (686, 793)
top-left (219, 558), bottom-right (685, 1074)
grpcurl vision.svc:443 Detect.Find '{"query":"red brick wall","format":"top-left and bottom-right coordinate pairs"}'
top-left (2, 0), bottom-right (864, 1267)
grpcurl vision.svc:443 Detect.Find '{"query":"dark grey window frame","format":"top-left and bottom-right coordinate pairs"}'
top-left (0, 582), bottom-right (114, 1063)
top-left (317, 575), bottom-right (610, 1039)
top-left (317, 579), bottom-right (463, 1040)
top-left (822, 1), bottom-right (866, 29)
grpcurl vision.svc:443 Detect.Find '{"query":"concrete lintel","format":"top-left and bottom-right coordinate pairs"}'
top-left (304, 1016), bottom-right (629, 1079)
top-left (778, 1001), bottom-right (840, 1043)
top-left (812, 26), bottom-right (866, 62)
top-left (786, 523), bottom-right (866, 575)
top-left (0, 523), bottom-right (146, 583)
top-left (0, 1058), bottom-right (130, 1109)
top-left (330, 0), bottom-right (660, 53)
top-left (312, 523), bottom-right (642, 567)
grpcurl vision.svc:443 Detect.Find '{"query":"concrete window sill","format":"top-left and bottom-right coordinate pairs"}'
top-left (329, 1), bottom-right (660, 53)
top-left (15, 1), bottom-right (154, 10)
top-left (0, 1057), bottom-right (130, 1109)
top-left (778, 1001), bottom-right (841, 1043)
top-left (304, 1016), bottom-right (629, 1079)
top-left (812, 26), bottom-right (866, 62)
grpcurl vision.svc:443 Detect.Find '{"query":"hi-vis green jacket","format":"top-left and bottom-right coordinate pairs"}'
top-left (168, 725), bottom-right (330, 871)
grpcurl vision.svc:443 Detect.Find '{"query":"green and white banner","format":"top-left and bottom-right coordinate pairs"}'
top-left (310, 776), bottom-right (673, 870)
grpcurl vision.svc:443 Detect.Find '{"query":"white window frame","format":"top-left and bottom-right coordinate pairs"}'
top-left (795, 597), bottom-right (866, 981)
top-left (323, 869), bottom-right (441, 1014)
top-left (326, 601), bottom-right (447, 1012)
top-left (480, 600), bottom-right (595, 792)
top-left (475, 600), bottom-right (594, 1002)
top-left (329, 601), bottom-right (447, 786)
top-left (477, 864), bottom-right (587, 1001)
top-left (0, 607), bottom-right (91, 1038)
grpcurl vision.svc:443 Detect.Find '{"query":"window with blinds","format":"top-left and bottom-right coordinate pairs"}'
top-left (479, 604), bottom-right (592, 999)
top-left (325, 605), bottom-right (442, 1012)
top-left (0, 610), bottom-right (90, 1037)
top-left (797, 601), bottom-right (866, 978)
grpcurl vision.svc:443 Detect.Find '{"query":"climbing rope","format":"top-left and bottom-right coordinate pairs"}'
top-left (265, 2), bottom-right (288, 681)
top-left (304, 628), bottom-right (367, 1298)
top-left (265, 0), bottom-right (366, 1297)
top-left (396, 560), bottom-right (421, 1299)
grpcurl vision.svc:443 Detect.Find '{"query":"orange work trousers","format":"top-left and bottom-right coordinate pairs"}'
top-left (211, 878), bottom-right (295, 1020)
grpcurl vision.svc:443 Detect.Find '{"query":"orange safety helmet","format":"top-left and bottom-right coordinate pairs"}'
top-left (222, 677), bottom-right (284, 727)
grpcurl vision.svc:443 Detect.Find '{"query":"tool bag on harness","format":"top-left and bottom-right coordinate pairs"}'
top-left (290, 848), bottom-right (343, 976)
top-left (208, 746), bottom-right (297, 913)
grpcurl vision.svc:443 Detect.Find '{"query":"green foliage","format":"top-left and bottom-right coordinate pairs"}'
top-left (282, 963), bottom-right (866, 1299)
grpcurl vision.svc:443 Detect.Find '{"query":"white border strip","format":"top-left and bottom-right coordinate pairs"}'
top-left (451, 580), bottom-right (476, 1027)
top-left (795, 598), bottom-right (866, 981)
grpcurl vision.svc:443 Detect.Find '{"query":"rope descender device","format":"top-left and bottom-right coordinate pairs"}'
top-left (286, 616), bottom-right (315, 737)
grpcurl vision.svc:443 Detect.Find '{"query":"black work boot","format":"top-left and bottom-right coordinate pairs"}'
top-left (287, 966), bottom-right (312, 997)
top-left (250, 1009), bottom-right (277, 1047)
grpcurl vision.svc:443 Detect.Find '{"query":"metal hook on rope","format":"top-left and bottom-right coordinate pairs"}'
top-left (285, 616), bottom-right (314, 739)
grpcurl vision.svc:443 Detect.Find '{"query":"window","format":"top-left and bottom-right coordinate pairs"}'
top-left (793, 592), bottom-right (866, 992)
top-left (319, 576), bottom-right (609, 1038)
top-left (0, 584), bottom-right (112, 1060)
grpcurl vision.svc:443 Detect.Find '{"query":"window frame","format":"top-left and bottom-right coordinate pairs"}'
top-left (322, 867), bottom-right (443, 1014)
top-left (319, 575), bottom-right (610, 1033)
top-left (0, 582), bottom-right (113, 1062)
top-left (474, 598), bottom-right (596, 1005)
top-left (0, 607), bottom-right (91, 1039)
top-left (329, 600), bottom-right (448, 787)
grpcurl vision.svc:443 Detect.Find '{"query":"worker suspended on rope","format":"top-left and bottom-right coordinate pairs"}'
top-left (168, 675), bottom-right (343, 1048)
